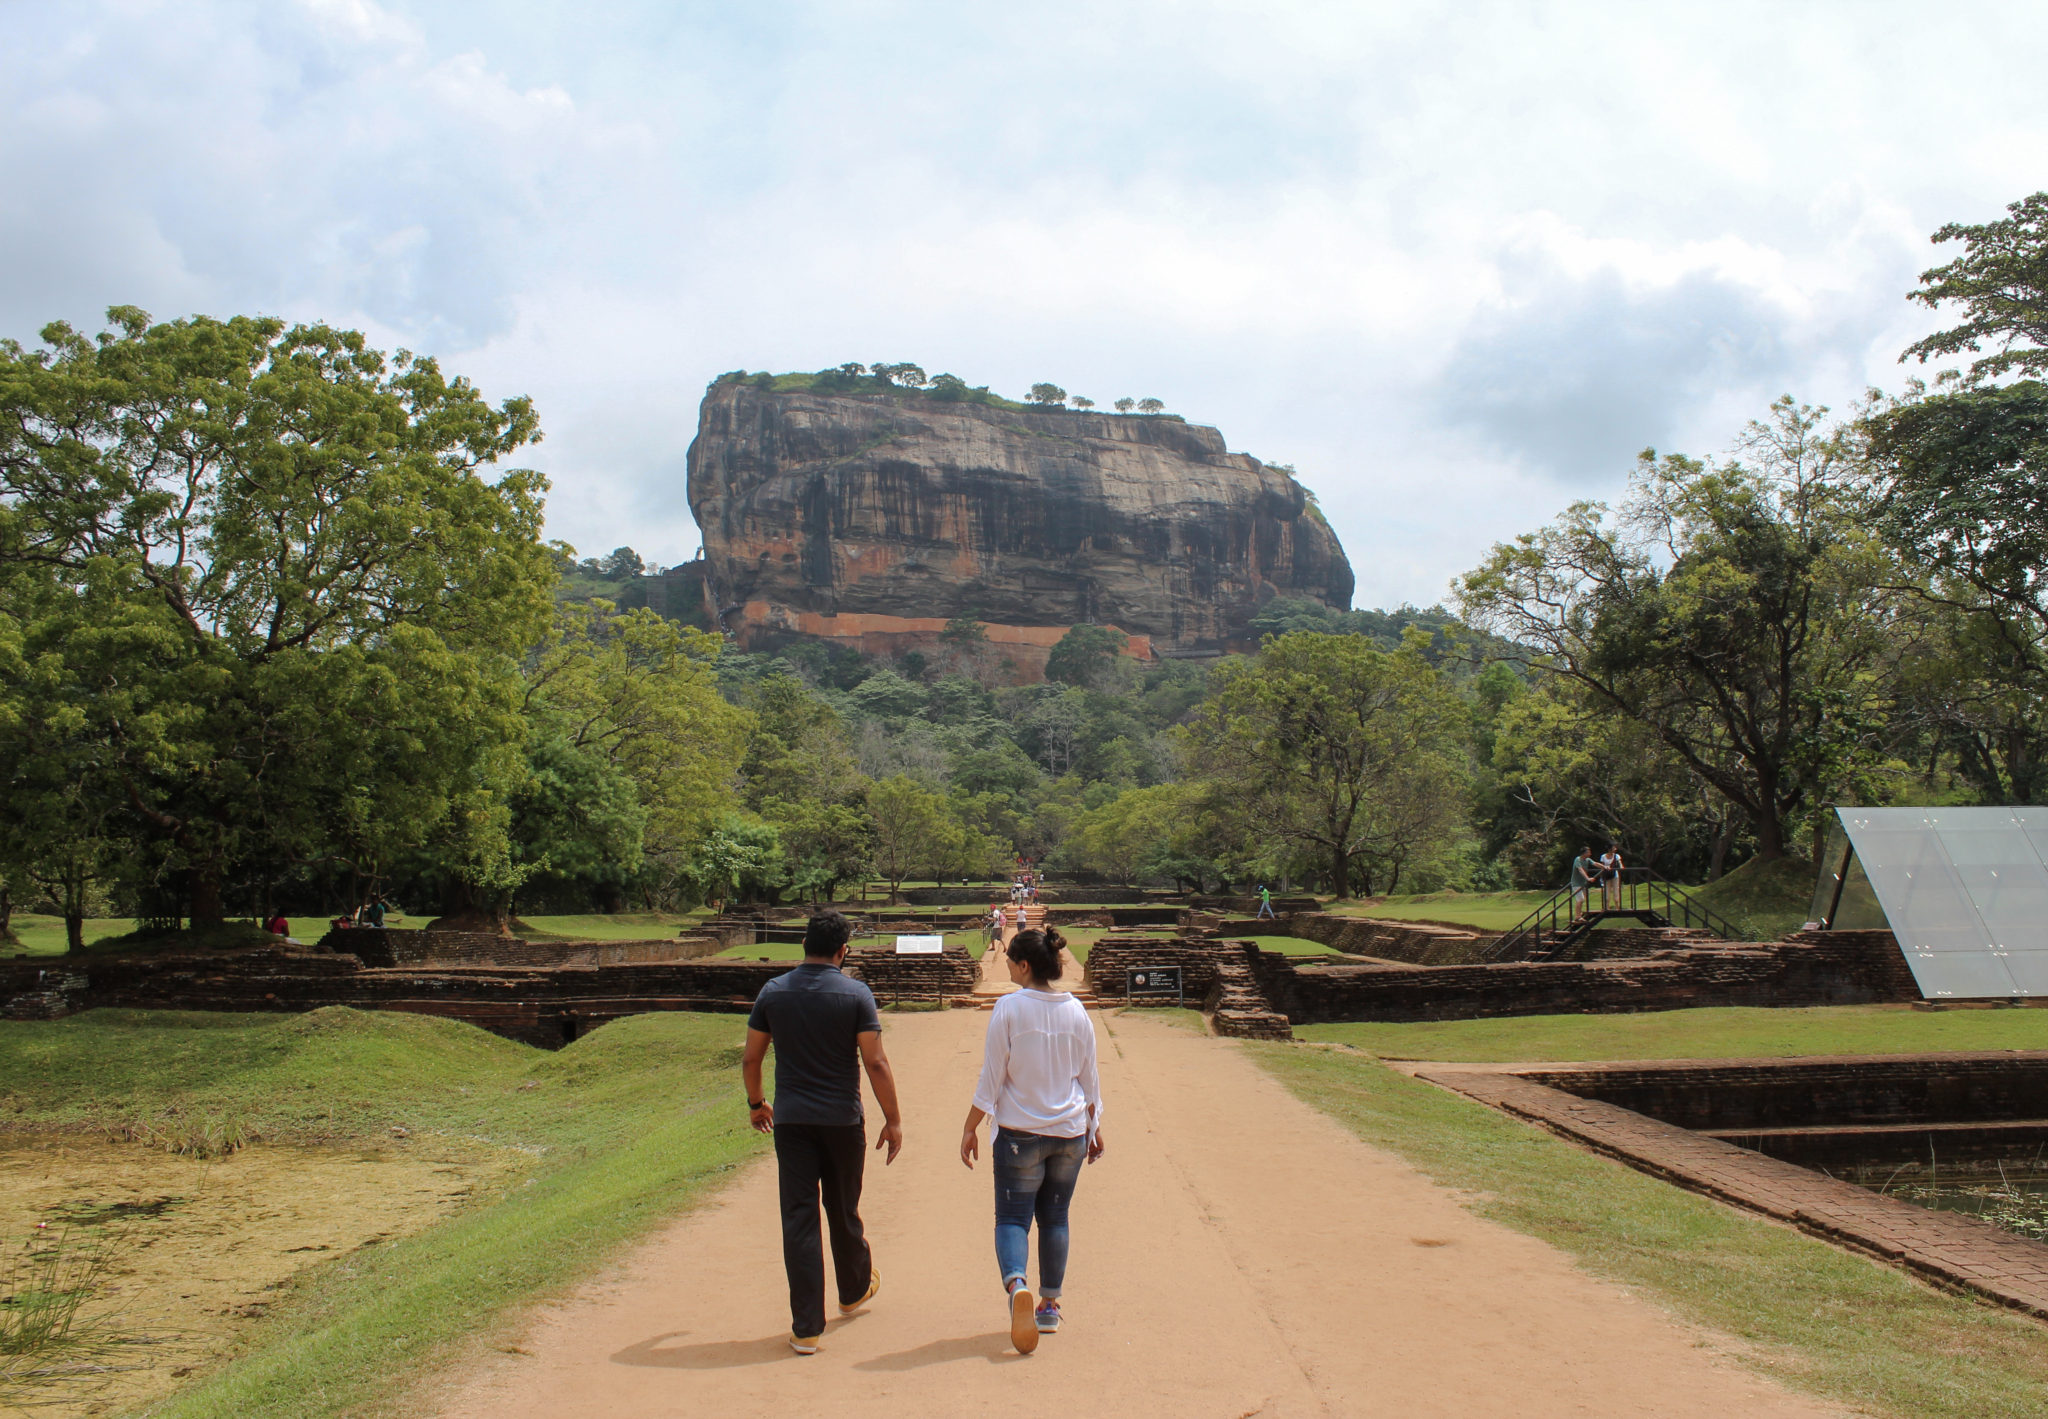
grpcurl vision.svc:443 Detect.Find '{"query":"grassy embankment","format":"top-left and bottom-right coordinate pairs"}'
top-left (1254, 1006), bottom-right (2048, 1419)
top-left (1240, 934), bottom-right (1348, 956)
top-left (1295, 1001), bottom-right (2048, 1060)
top-left (1342, 855), bottom-right (1820, 941)
top-left (0, 1007), bottom-right (763, 1419)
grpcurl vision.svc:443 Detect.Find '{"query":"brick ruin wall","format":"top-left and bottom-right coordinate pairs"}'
top-left (1516, 1051), bottom-right (2048, 1131)
top-left (1082, 935), bottom-right (1292, 1039)
top-left (845, 946), bottom-right (979, 1003)
top-left (1259, 929), bottom-right (1919, 1025)
top-left (1263, 913), bottom-right (1497, 965)
top-left (1, 920), bottom-right (1921, 1046)
top-left (327, 928), bottom-right (730, 969)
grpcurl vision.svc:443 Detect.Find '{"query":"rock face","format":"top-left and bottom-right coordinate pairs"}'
top-left (686, 382), bottom-right (1353, 676)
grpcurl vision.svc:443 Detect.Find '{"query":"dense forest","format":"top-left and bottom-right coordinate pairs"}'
top-left (8, 193), bottom-right (2048, 944)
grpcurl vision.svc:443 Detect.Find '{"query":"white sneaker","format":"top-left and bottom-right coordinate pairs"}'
top-left (1009, 1285), bottom-right (1039, 1355)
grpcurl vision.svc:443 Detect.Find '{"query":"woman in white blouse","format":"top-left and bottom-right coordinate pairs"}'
top-left (959, 926), bottom-right (1106, 1355)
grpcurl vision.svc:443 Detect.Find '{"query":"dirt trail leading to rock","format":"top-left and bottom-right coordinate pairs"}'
top-left (433, 1011), bottom-right (1844, 1419)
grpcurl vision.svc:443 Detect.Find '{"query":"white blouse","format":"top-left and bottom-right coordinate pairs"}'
top-left (971, 988), bottom-right (1104, 1140)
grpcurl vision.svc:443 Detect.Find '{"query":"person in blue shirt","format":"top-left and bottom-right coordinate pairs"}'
top-left (741, 910), bottom-right (905, 1355)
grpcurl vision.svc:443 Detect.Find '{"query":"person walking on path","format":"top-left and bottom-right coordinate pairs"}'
top-left (1568, 846), bottom-right (1598, 924)
top-left (741, 910), bottom-right (905, 1355)
top-left (959, 926), bottom-right (1106, 1356)
top-left (1255, 884), bottom-right (1276, 920)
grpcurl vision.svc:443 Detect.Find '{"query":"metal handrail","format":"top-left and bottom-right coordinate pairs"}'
top-left (1484, 867), bottom-right (1740, 961)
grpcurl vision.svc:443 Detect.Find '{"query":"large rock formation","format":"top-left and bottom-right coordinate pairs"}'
top-left (686, 381), bottom-right (1353, 676)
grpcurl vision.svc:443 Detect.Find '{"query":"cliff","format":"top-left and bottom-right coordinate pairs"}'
top-left (685, 381), bottom-right (1354, 676)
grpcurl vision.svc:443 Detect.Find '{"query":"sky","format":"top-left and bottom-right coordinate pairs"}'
top-left (4, 0), bottom-right (2043, 609)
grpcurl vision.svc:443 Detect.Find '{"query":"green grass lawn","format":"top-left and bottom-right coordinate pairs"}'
top-left (6, 914), bottom-right (142, 956)
top-left (1343, 891), bottom-right (1549, 931)
top-left (1686, 855), bottom-right (1820, 940)
top-left (0, 1006), bottom-right (762, 1419)
top-left (517, 911), bottom-right (704, 941)
top-left (1240, 934), bottom-right (1348, 956)
top-left (1251, 1040), bottom-right (2048, 1419)
top-left (1294, 1002), bottom-right (2048, 1061)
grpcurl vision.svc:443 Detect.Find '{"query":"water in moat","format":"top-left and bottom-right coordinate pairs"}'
top-left (1846, 1161), bottom-right (2048, 1243)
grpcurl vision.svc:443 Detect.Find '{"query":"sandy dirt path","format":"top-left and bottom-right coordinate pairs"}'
top-left (433, 1010), bottom-right (1843, 1419)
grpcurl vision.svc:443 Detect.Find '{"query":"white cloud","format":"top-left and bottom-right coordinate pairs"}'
top-left (0, 0), bottom-right (2041, 602)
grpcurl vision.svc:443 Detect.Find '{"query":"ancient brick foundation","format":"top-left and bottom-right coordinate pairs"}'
top-left (1260, 929), bottom-right (1919, 1025)
top-left (1083, 937), bottom-right (1292, 1039)
top-left (325, 928), bottom-right (725, 968)
top-left (1425, 1055), bottom-right (2048, 1321)
top-left (845, 946), bottom-right (979, 1004)
top-left (0, 920), bottom-right (1922, 1047)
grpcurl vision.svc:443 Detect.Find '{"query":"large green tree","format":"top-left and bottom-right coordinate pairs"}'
top-left (1183, 630), bottom-right (1467, 898)
top-left (1866, 381), bottom-right (2048, 803)
top-left (1457, 400), bottom-right (1894, 863)
top-left (0, 308), bottom-right (555, 922)
top-left (521, 601), bottom-right (749, 902)
top-left (867, 775), bottom-right (951, 901)
top-left (1903, 192), bottom-right (2048, 383)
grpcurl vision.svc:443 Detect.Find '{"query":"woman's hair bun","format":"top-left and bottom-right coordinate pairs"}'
top-left (1005, 927), bottom-right (1064, 983)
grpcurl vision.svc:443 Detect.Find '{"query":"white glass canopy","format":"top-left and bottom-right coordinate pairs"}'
top-left (1836, 806), bottom-right (2048, 999)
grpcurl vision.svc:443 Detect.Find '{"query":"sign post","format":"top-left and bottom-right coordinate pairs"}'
top-left (1125, 966), bottom-right (1184, 1007)
top-left (894, 934), bottom-right (944, 955)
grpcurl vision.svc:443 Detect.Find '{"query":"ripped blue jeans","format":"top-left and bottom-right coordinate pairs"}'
top-left (993, 1127), bottom-right (1086, 1298)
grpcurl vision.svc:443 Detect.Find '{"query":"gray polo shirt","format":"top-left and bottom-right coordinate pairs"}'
top-left (747, 962), bottom-right (881, 1127)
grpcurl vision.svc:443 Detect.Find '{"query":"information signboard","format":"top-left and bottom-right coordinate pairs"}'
top-left (1126, 966), bottom-right (1183, 1005)
top-left (894, 934), bottom-right (944, 955)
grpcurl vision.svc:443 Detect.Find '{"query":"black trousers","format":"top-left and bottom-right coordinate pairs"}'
top-left (774, 1123), bottom-right (872, 1337)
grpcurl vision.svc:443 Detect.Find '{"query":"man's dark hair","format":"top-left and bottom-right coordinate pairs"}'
top-left (803, 909), bottom-right (855, 958)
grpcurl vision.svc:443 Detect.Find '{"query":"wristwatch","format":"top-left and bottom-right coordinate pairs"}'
top-left (748, 1099), bottom-right (767, 1109)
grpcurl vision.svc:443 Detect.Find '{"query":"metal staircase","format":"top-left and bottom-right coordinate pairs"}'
top-left (1481, 868), bottom-right (1741, 963)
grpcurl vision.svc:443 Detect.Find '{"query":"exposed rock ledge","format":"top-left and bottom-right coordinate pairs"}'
top-left (686, 382), bottom-right (1353, 677)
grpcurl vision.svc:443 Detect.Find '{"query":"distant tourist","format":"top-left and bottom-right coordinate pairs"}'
top-left (960, 925), bottom-right (1106, 1355)
top-left (1599, 844), bottom-right (1625, 911)
top-left (1568, 847), bottom-right (1599, 924)
top-left (740, 910), bottom-right (905, 1355)
top-left (1256, 884), bottom-right (1276, 920)
top-left (264, 913), bottom-right (289, 937)
top-left (362, 898), bottom-right (386, 928)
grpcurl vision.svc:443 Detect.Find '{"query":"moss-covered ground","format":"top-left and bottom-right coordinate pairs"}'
top-left (0, 1007), bottom-right (762, 1419)
top-left (1685, 855), bottom-right (1822, 940)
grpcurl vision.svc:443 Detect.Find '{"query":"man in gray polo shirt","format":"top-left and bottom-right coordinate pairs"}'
top-left (741, 910), bottom-right (905, 1354)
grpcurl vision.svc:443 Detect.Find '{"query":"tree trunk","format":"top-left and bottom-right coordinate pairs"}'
top-left (1708, 823), bottom-right (1734, 882)
top-left (0, 884), bottom-right (13, 945)
top-left (189, 867), bottom-right (226, 927)
top-left (1328, 848), bottom-right (1350, 901)
top-left (428, 878), bottom-right (512, 936)
top-left (65, 910), bottom-right (84, 953)
top-left (1752, 810), bottom-right (1786, 862)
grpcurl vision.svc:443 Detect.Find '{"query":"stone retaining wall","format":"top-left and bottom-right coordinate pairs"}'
top-left (1082, 936), bottom-right (1293, 1038)
top-left (1426, 1059), bottom-right (2048, 1322)
top-left (1274, 913), bottom-right (1493, 964)
top-left (323, 928), bottom-right (724, 968)
top-left (1521, 1050), bottom-right (2048, 1130)
top-left (1259, 929), bottom-right (1918, 1024)
top-left (845, 946), bottom-right (979, 1003)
